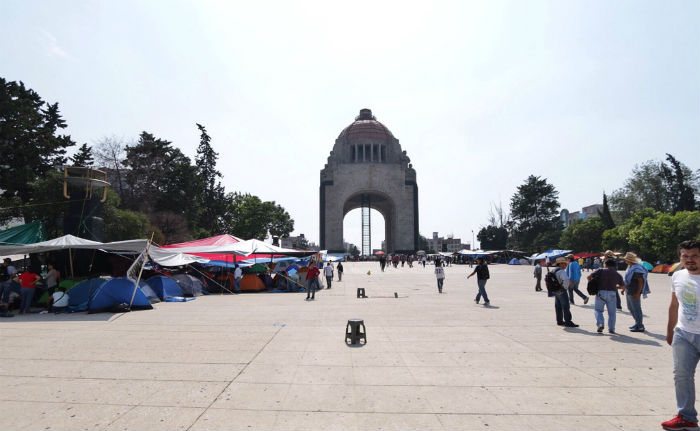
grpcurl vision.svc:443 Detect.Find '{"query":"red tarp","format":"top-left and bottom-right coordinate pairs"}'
top-left (573, 252), bottom-right (601, 259)
top-left (162, 234), bottom-right (283, 263)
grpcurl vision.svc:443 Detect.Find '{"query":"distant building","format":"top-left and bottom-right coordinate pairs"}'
top-left (281, 233), bottom-right (319, 251)
top-left (560, 204), bottom-right (604, 227)
top-left (429, 232), bottom-right (470, 253)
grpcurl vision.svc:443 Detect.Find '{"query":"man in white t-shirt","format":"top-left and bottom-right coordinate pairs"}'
top-left (233, 265), bottom-right (242, 293)
top-left (662, 240), bottom-right (700, 431)
top-left (324, 263), bottom-right (334, 289)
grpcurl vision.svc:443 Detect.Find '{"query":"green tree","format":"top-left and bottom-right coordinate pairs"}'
top-left (477, 225), bottom-right (508, 250)
top-left (628, 211), bottom-right (700, 262)
top-left (70, 143), bottom-right (94, 167)
top-left (221, 193), bottom-right (294, 240)
top-left (101, 189), bottom-right (164, 243)
top-left (509, 175), bottom-right (561, 252)
top-left (601, 208), bottom-right (659, 252)
top-left (598, 193), bottom-right (615, 229)
top-left (662, 153), bottom-right (698, 213)
top-left (194, 123), bottom-right (227, 236)
top-left (0, 78), bottom-right (75, 222)
top-left (559, 217), bottom-right (606, 252)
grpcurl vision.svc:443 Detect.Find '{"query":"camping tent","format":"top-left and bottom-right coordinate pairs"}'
top-left (138, 282), bottom-right (161, 303)
top-left (508, 258), bottom-right (521, 265)
top-left (145, 276), bottom-right (183, 299)
top-left (66, 278), bottom-right (107, 311)
top-left (89, 277), bottom-right (152, 312)
top-left (172, 274), bottom-right (206, 296)
top-left (0, 221), bottom-right (46, 246)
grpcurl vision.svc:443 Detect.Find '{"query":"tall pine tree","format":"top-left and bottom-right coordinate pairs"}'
top-left (194, 123), bottom-right (227, 236)
top-left (70, 143), bottom-right (94, 167)
top-left (599, 193), bottom-right (615, 229)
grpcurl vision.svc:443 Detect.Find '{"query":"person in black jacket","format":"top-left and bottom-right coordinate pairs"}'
top-left (468, 258), bottom-right (490, 306)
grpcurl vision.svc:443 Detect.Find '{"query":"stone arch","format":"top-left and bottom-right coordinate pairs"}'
top-left (320, 109), bottom-right (419, 254)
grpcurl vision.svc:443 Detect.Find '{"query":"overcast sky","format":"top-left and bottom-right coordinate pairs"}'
top-left (3, 0), bottom-right (699, 249)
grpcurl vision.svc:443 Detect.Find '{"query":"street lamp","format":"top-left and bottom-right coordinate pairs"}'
top-left (471, 230), bottom-right (474, 251)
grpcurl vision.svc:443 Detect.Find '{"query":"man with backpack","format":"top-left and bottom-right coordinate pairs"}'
top-left (587, 259), bottom-right (625, 334)
top-left (546, 257), bottom-right (579, 327)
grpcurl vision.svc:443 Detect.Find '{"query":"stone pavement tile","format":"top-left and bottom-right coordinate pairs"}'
top-left (451, 351), bottom-right (564, 368)
top-left (351, 351), bottom-right (406, 367)
top-left (410, 366), bottom-right (604, 388)
top-left (236, 364), bottom-right (299, 384)
top-left (436, 413), bottom-right (536, 430)
top-left (356, 412), bottom-right (443, 430)
top-left (583, 366), bottom-right (672, 387)
top-left (0, 376), bottom-right (152, 405)
top-left (106, 406), bottom-right (204, 431)
top-left (294, 365), bottom-right (354, 385)
top-left (189, 408), bottom-right (278, 430)
top-left (352, 366), bottom-right (416, 386)
top-left (300, 350), bottom-right (354, 366)
top-left (520, 341), bottom-right (587, 353)
top-left (273, 411), bottom-right (359, 431)
top-left (283, 384), bottom-right (356, 412)
top-left (489, 387), bottom-right (655, 415)
top-left (0, 359), bottom-right (244, 382)
top-left (399, 352), bottom-right (459, 367)
top-left (0, 401), bottom-right (63, 430)
top-left (593, 350), bottom-right (670, 367)
top-left (625, 386), bottom-right (678, 415)
top-left (605, 414), bottom-right (670, 431)
top-left (139, 380), bottom-right (229, 408)
top-left (422, 386), bottom-right (508, 414)
top-left (212, 382), bottom-right (290, 410)
top-left (521, 414), bottom-right (617, 430)
top-left (354, 385), bottom-right (433, 414)
top-left (252, 349), bottom-right (304, 365)
top-left (23, 402), bottom-right (130, 431)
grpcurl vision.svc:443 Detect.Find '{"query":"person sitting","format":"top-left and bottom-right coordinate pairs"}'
top-left (51, 287), bottom-right (70, 313)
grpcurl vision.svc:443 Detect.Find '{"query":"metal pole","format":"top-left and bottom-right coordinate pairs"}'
top-left (129, 232), bottom-right (154, 307)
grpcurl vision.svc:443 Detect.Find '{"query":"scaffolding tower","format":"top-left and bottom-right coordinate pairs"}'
top-left (361, 194), bottom-right (371, 255)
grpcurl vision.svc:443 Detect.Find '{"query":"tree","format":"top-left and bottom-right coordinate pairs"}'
top-left (662, 153), bottom-right (698, 213)
top-left (93, 136), bottom-right (127, 201)
top-left (194, 123), bottom-right (227, 236)
top-left (509, 175), bottom-right (561, 252)
top-left (70, 143), bottom-right (94, 167)
top-left (628, 211), bottom-right (700, 262)
top-left (221, 193), bottom-right (294, 240)
top-left (0, 78), bottom-right (75, 221)
top-left (598, 193), bottom-right (615, 230)
top-left (477, 225), bottom-right (508, 250)
top-left (559, 216), bottom-right (606, 252)
top-left (601, 208), bottom-right (659, 253)
top-left (101, 189), bottom-right (164, 244)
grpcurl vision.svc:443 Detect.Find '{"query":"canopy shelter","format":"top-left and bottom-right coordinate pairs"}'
top-left (0, 221), bottom-right (46, 246)
top-left (573, 252), bottom-right (601, 259)
top-left (0, 234), bottom-right (148, 256)
top-left (456, 249), bottom-right (496, 256)
top-left (530, 249), bottom-right (572, 261)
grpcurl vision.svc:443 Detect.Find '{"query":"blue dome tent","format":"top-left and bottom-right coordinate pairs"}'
top-left (67, 278), bottom-right (107, 312)
top-left (508, 258), bottom-right (521, 265)
top-left (146, 276), bottom-right (184, 300)
top-left (89, 277), bottom-right (152, 313)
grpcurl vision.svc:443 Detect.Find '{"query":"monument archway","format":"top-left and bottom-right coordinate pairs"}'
top-left (320, 109), bottom-right (419, 254)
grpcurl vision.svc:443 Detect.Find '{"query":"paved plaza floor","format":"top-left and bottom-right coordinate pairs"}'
top-left (0, 262), bottom-right (684, 430)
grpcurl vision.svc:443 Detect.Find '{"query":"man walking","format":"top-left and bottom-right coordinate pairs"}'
top-left (233, 264), bottom-right (242, 293)
top-left (324, 262), bottom-right (334, 289)
top-left (549, 257), bottom-right (579, 327)
top-left (588, 259), bottom-right (625, 334)
top-left (467, 258), bottom-right (490, 306)
top-left (662, 240), bottom-right (700, 431)
top-left (623, 252), bottom-right (648, 332)
top-left (305, 262), bottom-right (320, 300)
top-left (434, 263), bottom-right (445, 293)
top-left (566, 254), bottom-right (589, 305)
top-left (534, 263), bottom-right (543, 291)
top-left (337, 262), bottom-right (343, 281)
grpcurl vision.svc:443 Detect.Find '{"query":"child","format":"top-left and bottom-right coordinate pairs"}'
top-left (434, 264), bottom-right (445, 293)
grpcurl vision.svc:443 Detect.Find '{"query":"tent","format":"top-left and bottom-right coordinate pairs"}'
top-left (641, 261), bottom-right (653, 271)
top-left (508, 258), bottom-right (521, 265)
top-left (67, 278), bottom-right (107, 311)
top-left (0, 234), bottom-right (147, 255)
top-left (0, 221), bottom-right (46, 246)
top-left (530, 249), bottom-right (572, 261)
top-left (145, 276), bottom-right (191, 301)
top-left (138, 282), bottom-right (161, 303)
top-left (241, 274), bottom-right (266, 292)
top-left (245, 263), bottom-right (268, 274)
top-left (172, 274), bottom-right (206, 296)
top-left (89, 277), bottom-right (152, 313)
top-left (652, 264), bottom-right (669, 273)
top-left (573, 252), bottom-right (600, 259)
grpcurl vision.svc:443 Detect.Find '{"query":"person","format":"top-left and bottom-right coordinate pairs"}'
top-left (434, 263), bottom-right (445, 293)
top-left (603, 250), bottom-right (623, 310)
top-left (588, 259), bottom-right (625, 334)
top-left (533, 262), bottom-right (543, 291)
top-left (15, 268), bottom-right (40, 314)
top-left (233, 264), bottom-right (242, 293)
top-left (324, 262), bottom-right (334, 289)
top-left (623, 252), bottom-right (648, 332)
top-left (550, 257), bottom-right (579, 327)
top-left (662, 240), bottom-right (700, 431)
top-left (545, 256), bottom-right (551, 272)
top-left (337, 262), bottom-right (344, 281)
top-left (566, 254), bottom-right (589, 305)
top-left (45, 263), bottom-right (60, 298)
top-left (467, 258), bottom-right (490, 306)
top-left (0, 258), bottom-right (17, 304)
top-left (51, 286), bottom-right (70, 313)
top-left (379, 256), bottom-right (386, 272)
top-left (421, 255), bottom-right (427, 267)
top-left (305, 262), bottom-right (320, 300)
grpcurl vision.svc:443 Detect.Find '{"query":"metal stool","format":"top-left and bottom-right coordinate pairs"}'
top-left (345, 319), bottom-right (367, 345)
top-left (357, 287), bottom-right (367, 298)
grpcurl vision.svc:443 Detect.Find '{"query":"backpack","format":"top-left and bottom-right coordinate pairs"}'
top-left (587, 271), bottom-right (601, 295)
top-left (0, 265), bottom-right (8, 282)
top-left (544, 269), bottom-right (563, 293)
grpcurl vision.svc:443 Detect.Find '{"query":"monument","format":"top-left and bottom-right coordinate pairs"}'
top-left (319, 109), bottom-right (419, 254)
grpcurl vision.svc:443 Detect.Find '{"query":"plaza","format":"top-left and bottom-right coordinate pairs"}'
top-left (0, 262), bottom-right (680, 430)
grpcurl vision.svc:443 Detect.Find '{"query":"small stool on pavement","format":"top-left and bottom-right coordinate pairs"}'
top-left (345, 319), bottom-right (367, 345)
top-left (356, 287), bottom-right (366, 298)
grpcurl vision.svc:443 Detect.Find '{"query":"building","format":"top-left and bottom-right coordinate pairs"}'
top-left (560, 204), bottom-right (604, 227)
top-left (429, 232), bottom-right (470, 253)
top-left (281, 234), bottom-right (319, 251)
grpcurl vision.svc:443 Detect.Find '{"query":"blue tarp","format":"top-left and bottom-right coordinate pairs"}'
top-left (89, 277), bottom-right (153, 313)
top-left (145, 276), bottom-right (183, 300)
top-left (531, 249), bottom-right (572, 260)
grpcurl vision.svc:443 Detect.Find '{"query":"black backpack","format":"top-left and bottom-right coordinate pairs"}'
top-left (587, 271), bottom-right (601, 295)
top-left (544, 269), bottom-right (563, 293)
top-left (0, 265), bottom-right (8, 282)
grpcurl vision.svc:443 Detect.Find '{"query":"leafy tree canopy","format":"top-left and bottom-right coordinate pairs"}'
top-left (221, 193), bottom-right (294, 240)
top-left (559, 216), bottom-right (606, 252)
top-left (509, 175), bottom-right (561, 252)
top-left (477, 225), bottom-right (508, 250)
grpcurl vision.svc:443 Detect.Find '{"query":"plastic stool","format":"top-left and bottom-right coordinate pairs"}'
top-left (345, 319), bottom-right (367, 345)
top-left (357, 287), bottom-right (366, 298)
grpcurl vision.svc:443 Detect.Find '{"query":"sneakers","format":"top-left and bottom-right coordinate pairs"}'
top-left (584, 297), bottom-right (589, 305)
top-left (597, 325), bottom-right (604, 333)
top-left (557, 321), bottom-right (565, 326)
top-left (609, 329), bottom-right (616, 334)
top-left (630, 326), bottom-right (645, 333)
top-left (475, 299), bottom-right (479, 304)
top-left (483, 301), bottom-right (490, 306)
top-left (564, 322), bottom-right (579, 328)
top-left (661, 414), bottom-right (699, 430)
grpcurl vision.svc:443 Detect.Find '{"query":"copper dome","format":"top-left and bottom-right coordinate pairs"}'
top-left (337, 109), bottom-right (394, 143)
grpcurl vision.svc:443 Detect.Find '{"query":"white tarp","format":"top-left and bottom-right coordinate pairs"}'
top-left (530, 249), bottom-right (572, 260)
top-left (0, 234), bottom-right (148, 255)
top-left (147, 247), bottom-right (211, 266)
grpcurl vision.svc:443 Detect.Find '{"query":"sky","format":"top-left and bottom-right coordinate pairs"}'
top-left (2, 0), bottom-right (699, 250)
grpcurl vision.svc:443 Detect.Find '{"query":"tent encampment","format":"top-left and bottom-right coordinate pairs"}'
top-left (508, 258), bottom-right (521, 265)
top-left (89, 277), bottom-right (152, 313)
top-left (65, 278), bottom-right (107, 311)
top-left (172, 274), bottom-right (206, 296)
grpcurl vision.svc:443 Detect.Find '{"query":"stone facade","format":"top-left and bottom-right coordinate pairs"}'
top-left (320, 109), bottom-right (419, 253)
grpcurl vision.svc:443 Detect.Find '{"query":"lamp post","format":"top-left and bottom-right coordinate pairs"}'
top-left (471, 230), bottom-right (474, 251)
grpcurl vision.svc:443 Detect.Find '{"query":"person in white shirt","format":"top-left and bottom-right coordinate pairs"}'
top-left (662, 240), bottom-right (700, 431)
top-left (233, 265), bottom-right (242, 293)
top-left (51, 287), bottom-right (70, 312)
top-left (324, 263), bottom-right (334, 289)
top-left (434, 265), bottom-right (445, 293)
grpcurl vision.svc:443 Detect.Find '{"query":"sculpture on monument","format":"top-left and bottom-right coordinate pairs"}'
top-left (319, 109), bottom-right (419, 254)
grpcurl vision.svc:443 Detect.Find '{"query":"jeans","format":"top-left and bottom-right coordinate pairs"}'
top-left (594, 290), bottom-right (617, 331)
top-left (626, 291), bottom-right (644, 329)
top-left (234, 278), bottom-right (241, 293)
top-left (0, 280), bottom-right (12, 303)
top-left (325, 276), bottom-right (332, 289)
top-left (20, 287), bottom-right (34, 313)
top-left (437, 278), bottom-right (444, 292)
top-left (554, 290), bottom-right (572, 323)
top-left (338, 272), bottom-right (342, 281)
top-left (306, 278), bottom-right (319, 299)
top-left (568, 280), bottom-right (588, 303)
top-left (672, 327), bottom-right (700, 423)
top-left (535, 276), bottom-right (541, 291)
top-left (475, 279), bottom-right (489, 303)
top-left (616, 291), bottom-right (622, 309)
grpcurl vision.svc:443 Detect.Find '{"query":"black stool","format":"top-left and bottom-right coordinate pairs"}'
top-left (357, 287), bottom-right (366, 298)
top-left (345, 319), bottom-right (367, 345)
